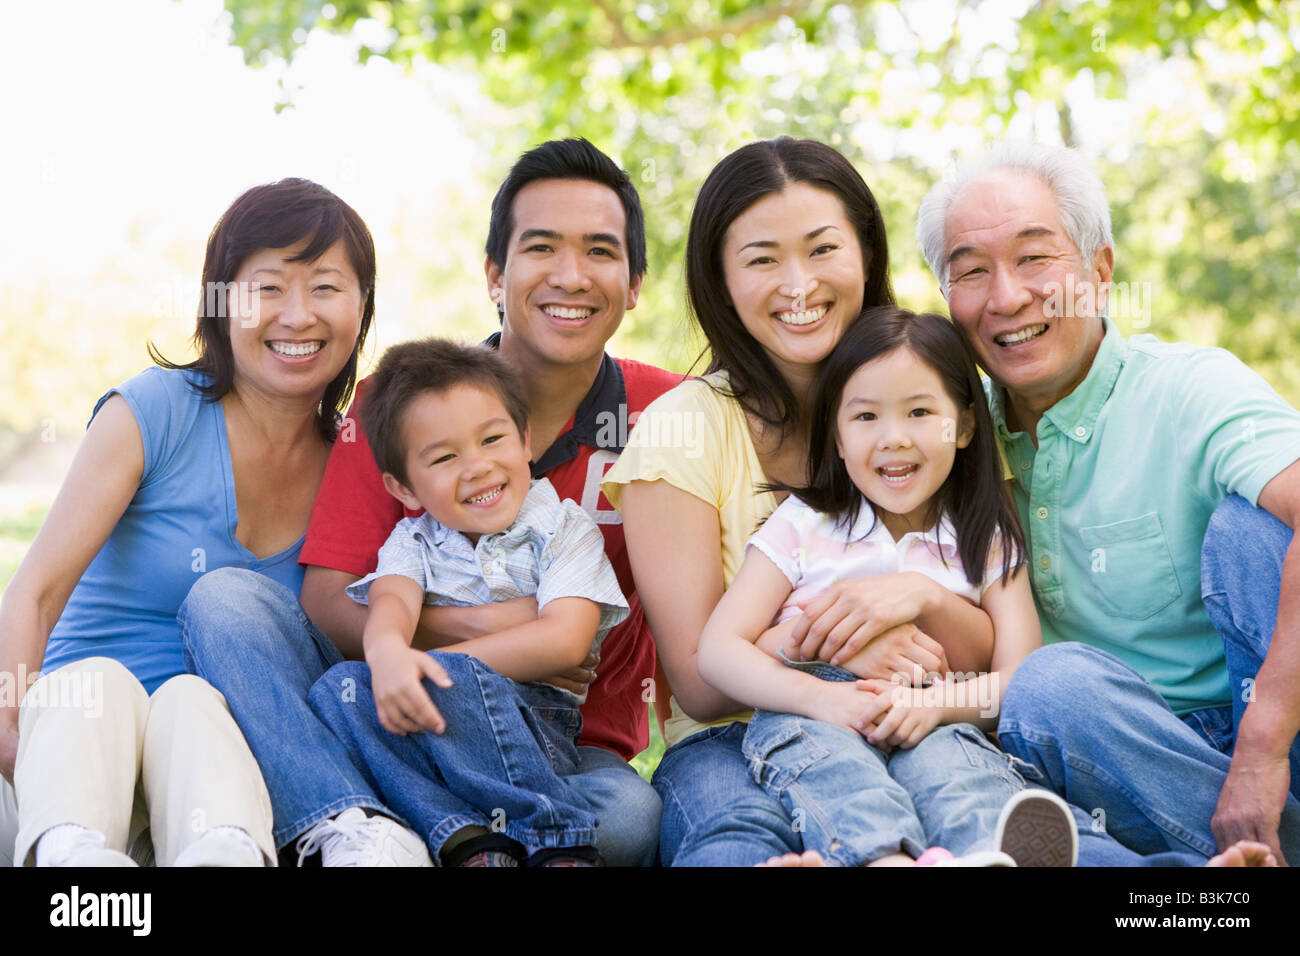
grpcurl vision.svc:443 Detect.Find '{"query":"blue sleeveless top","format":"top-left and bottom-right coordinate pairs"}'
top-left (42, 367), bottom-right (307, 693)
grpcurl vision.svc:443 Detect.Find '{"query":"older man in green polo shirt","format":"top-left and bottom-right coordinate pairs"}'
top-left (916, 142), bottom-right (1300, 866)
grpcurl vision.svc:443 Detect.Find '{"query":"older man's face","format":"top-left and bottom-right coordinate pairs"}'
top-left (943, 168), bottom-right (1113, 408)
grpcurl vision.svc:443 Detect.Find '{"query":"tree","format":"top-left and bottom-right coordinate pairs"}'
top-left (219, 0), bottom-right (1300, 399)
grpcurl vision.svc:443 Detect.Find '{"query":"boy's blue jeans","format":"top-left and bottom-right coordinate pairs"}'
top-left (308, 655), bottom-right (597, 857)
top-left (178, 568), bottom-right (661, 865)
top-left (998, 495), bottom-right (1300, 862)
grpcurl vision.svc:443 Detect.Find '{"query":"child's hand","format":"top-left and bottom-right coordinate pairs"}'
top-left (855, 677), bottom-right (945, 750)
top-left (809, 680), bottom-right (885, 737)
top-left (367, 640), bottom-right (454, 736)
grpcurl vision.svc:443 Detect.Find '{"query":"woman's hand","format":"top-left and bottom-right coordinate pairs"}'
top-left (367, 638), bottom-right (453, 736)
top-left (810, 621), bottom-right (949, 687)
top-left (789, 572), bottom-right (942, 666)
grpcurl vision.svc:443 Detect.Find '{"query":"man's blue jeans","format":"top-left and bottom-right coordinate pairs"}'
top-left (743, 662), bottom-right (1024, 865)
top-left (998, 495), bottom-right (1300, 862)
top-left (178, 567), bottom-right (661, 865)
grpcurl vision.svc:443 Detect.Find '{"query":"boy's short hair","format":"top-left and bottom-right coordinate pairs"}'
top-left (361, 339), bottom-right (530, 487)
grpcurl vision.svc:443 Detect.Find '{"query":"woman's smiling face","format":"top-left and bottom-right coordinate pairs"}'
top-left (721, 181), bottom-right (868, 384)
top-left (227, 239), bottom-right (365, 403)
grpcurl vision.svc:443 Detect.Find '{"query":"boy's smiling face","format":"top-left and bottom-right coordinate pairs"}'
top-left (382, 384), bottom-right (533, 545)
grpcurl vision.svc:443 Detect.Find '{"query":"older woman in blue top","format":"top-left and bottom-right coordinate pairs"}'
top-left (0, 178), bottom-right (380, 867)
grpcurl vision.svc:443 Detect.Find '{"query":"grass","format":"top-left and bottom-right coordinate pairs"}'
top-left (631, 706), bottom-right (666, 782)
top-left (0, 504), bottom-right (48, 594)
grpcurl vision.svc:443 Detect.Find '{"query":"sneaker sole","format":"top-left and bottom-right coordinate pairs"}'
top-left (997, 790), bottom-right (1078, 867)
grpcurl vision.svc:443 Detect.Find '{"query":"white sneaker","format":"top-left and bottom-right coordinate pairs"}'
top-left (36, 825), bottom-right (137, 868)
top-left (173, 827), bottom-right (266, 867)
top-left (995, 789), bottom-right (1079, 867)
top-left (294, 808), bottom-right (432, 867)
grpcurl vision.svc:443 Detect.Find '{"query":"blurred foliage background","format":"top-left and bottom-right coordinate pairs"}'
top-left (218, 0), bottom-right (1300, 389)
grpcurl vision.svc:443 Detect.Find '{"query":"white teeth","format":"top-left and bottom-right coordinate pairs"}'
top-left (466, 485), bottom-right (504, 505)
top-left (877, 465), bottom-right (918, 484)
top-left (776, 304), bottom-right (829, 326)
top-left (269, 341), bottom-right (323, 356)
top-left (995, 324), bottom-right (1047, 346)
top-left (543, 306), bottom-right (596, 319)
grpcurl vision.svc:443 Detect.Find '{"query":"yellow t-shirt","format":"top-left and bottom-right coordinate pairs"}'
top-left (601, 371), bottom-right (780, 748)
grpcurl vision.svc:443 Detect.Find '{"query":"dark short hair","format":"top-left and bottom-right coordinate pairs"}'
top-left (150, 178), bottom-right (376, 441)
top-left (781, 307), bottom-right (1023, 588)
top-left (686, 137), bottom-right (895, 434)
top-left (361, 339), bottom-right (530, 488)
top-left (485, 138), bottom-right (647, 284)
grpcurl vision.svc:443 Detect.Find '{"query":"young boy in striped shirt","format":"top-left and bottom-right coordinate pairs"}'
top-left (308, 338), bottom-right (628, 866)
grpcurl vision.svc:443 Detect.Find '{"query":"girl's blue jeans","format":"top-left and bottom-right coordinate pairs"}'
top-left (998, 495), bottom-right (1300, 862)
top-left (742, 661), bottom-right (1020, 865)
top-left (178, 568), bottom-right (660, 864)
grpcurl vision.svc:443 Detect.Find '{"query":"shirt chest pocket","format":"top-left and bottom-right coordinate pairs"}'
top-left (1077, 512), bottom-right (1183, 620)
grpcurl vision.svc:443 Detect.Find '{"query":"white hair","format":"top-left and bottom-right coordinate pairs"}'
top-left (916, 142), bottom-right (1114, 297)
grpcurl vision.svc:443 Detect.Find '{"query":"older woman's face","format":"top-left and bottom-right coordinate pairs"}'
top-left (228, 239), bottom-right (365, 403)
top-left (721, 182), bottom-right (867, 385)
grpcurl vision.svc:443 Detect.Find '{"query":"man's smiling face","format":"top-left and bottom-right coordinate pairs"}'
top-left (485, 178), bottom-right (641, 372)
top-left (943, 168), bottom-right (1114, 411)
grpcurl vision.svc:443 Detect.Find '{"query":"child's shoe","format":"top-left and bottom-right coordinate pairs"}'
top-left (295, 807), bottom-right (432, 867)
top-left (994, 788), bottom-right (1078, 867)
top-left (443, 833), bottom-right (526, 867)
top-left (527, 845), bottom-right (604, 867)
top-left (916, 846), bottom-right (1016, 867)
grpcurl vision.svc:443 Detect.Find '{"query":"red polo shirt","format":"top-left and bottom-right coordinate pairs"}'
top-left (301, 343), bottom-right (683, 759)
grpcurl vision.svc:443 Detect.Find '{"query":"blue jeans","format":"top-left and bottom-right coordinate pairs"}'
top-left (654, 723), bottom-right (802, 866)
top-left (178, 567), bottom-right (661, 865)
top-left (998, 495), bottom-right (1300, 862)
top-left (1201, 494), bottom-right (1300, 796)
top-left (998, 643), bottom-right (1300, 862)
top-left (309, 655), bottom-right (598, 857)
top-left (742, 662), bottom-right (1026, 864)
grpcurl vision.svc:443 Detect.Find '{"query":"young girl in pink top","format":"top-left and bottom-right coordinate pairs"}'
top-left (698, 306), bottom-right (1074, 866)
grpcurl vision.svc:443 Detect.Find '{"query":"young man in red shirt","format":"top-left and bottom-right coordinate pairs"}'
top-left (296, 139), bottom-right (682, 865)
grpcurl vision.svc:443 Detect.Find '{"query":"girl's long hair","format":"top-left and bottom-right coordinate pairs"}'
top-left (780, 306), bottom-right (1024, 587)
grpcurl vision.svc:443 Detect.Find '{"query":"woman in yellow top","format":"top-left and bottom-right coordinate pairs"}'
top-left (603, 138), bottom-right (996, 865)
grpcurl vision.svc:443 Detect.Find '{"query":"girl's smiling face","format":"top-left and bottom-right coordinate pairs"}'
top-left (835, 347), bottom-right (975, 541)
top-left (721, 182), bottom-right (867, 386)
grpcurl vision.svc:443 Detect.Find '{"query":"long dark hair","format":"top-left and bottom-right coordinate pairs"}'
top-left (686, 137), bottom-right (895, 434)
top-left (149, 178), bottom-right (376, 441)
top-left (783, 307), bottom-right (1024, 587)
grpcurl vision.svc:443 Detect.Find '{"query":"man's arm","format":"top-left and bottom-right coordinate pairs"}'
top-left (1214, 457), bottom-right (1300, 862)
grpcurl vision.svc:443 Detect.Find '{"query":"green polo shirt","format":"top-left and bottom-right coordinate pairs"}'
top-left (986, 318), bottom-right (1300, 715)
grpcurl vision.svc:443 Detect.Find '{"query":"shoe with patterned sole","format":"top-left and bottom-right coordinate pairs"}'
top-left (995, 789), bottom-right (1079, 867)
